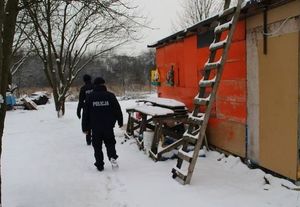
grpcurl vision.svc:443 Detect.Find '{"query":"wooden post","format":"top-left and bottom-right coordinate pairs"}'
top-left (224, 0), bottom-right (231, 10)
top-left (263, 7), bottom-right (268, 55)
top-left (150, 122), bottom-right (163, 154)
top-left (139, 114), bottom-right (147, 135)
top-left (126, 111), bottom-right (133, 135)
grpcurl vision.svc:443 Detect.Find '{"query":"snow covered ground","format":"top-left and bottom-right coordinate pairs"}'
top-left (2, 99), bottom-right (300, 207)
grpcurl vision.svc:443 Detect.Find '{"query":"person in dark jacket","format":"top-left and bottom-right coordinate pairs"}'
top-left (82, 77), bottom-right (123, 171)
top-left (77, 74), bottom-right (94, 145)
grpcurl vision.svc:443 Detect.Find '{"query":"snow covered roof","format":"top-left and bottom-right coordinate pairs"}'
top-left (147, 15), bottom-right (218, 48)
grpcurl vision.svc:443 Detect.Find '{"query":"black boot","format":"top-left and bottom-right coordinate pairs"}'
top-left (94, 163), bottom-right (104, 171)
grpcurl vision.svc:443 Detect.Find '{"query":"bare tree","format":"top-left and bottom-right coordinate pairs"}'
top-left (172, 0), bottom-right (224, 31)
top-left (22, 0), bottom-right (142, 116)
top-left (173, 0), bottom-right (217, 31)
top-left (0, 0), bottom-right (20, 205)
top-left (9, 50), bottom-right (32, 85)
top-left (9, 10), bottom-right (34, 85)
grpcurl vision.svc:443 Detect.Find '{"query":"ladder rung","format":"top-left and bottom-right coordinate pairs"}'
top-left (178, 148), bottom-right (193, 163)
top-left (204, 59), bottom-right (222, 70)
top-left (194, 94), bottom-right (211, 105)
top-left (214, 19), bottom-right (233, 34)
top-left (219, 7), bottom-right (236, 19)
top-left (183, 135), bottom-right (197, 145)
top-left (183, 131), bottom-right (199, 145)
top-left (199, 76), bottom-right (216, 87)
top-left (209, 37), bottom-right (228, 51)
top-left (188, 113), bottom-right (205, 125)
top-left (172, 167), bottom-right (187, 181)
top-left (187, 118), bottom-right (201, 126)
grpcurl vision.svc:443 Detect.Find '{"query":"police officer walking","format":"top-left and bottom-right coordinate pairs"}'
top-left (82, 77), bottom-right (123, 171)
top-left (77, 74), bottom-right (94, 145)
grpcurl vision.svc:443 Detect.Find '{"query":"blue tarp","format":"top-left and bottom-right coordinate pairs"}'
top-left (6, 93), bottom-right (16, 106)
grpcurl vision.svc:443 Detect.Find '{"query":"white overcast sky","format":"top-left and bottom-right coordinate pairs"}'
top-left (118, 0), bottom-right (238, 55)
top-left (119, 0), bottom-right (183, 55)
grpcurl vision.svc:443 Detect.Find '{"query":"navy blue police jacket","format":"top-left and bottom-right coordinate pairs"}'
top-left (77, 82), bottom-right (93, 117)
top-left (82, 85), bottom-right (123, 135)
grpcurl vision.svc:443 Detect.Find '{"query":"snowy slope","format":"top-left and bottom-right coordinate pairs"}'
top-left (2, 99), bottom-right (300, 207)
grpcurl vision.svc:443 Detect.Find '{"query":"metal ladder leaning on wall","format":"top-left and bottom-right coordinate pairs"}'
top-left (171, 0), bottom-right (243, 185)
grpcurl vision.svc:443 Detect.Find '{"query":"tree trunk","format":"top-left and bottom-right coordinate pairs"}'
top-left (0, 105), bottom-right (6, 206)
top-left (8, 72), bottom-right (12, 86)
top-left (54, 96), bottom-right (65, 118)
top-left (0, 0), bottom-right (20, 205)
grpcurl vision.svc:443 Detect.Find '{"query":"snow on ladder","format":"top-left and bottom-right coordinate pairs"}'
top-left (171, 0), bottom-right (243, 185)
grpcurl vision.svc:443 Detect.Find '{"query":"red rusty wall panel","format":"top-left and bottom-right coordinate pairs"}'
top-left (217, 80), bottom-right (246, 102)
top-left (158, 86), bottom-right (197, 109)
top-left (156, 47), bottom-right (166, 82)
top-left (176, 42), bottom-right (185, 87)
top-left (218, 85), bottom-right (246, 100)
top-left (225, 40), bottom-right (246, 72)
top-left (183, 36), bottom-right (198, 88)
top-left (156, 41), bottom-right (184, 87)
top-left (216, 100), bottom-right (246, 123)
top-left (222, 60), bottom-right (246, 80)
top-left (207, 118), bottom-right (246, 157)
top-left (196, 47), bottom-right (211, 81)
top-left (234, 21), bottom-right (246, 41)
top-left (155, 20), bottom-right (247, 156)
top-left (221, 20), bottom-right (245, 42)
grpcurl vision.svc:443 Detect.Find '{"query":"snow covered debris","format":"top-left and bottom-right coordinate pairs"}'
top-left (131, 104), bottom-right (174, 116)
top-left (142, 130), bottom-right (154, 155)
top-left (29, 91), bottom-right (49, 105)
top-left (141, 97), bottom-right (186, 108)
top-left (2, 99), bottom-right (300, 207)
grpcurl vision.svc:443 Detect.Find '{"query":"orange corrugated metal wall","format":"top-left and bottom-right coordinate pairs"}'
top-left (156, 20), bottom-right (246, 156)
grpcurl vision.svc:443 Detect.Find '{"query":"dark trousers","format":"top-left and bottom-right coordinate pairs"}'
top-left (92, 128), bottom-right (118, 167)
top-left (86, 130), bottom-right (92, 144)
top-left (82, 110), bottom-right (92, 145)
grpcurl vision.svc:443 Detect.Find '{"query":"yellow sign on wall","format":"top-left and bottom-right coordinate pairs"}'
top-left (151, 68), bottom-right (160, 86)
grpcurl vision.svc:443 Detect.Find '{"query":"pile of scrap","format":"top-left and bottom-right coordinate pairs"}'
top-left (29, 92), bottom-right (49, 105)
top-left (15, 91), bottom-right (49, 110)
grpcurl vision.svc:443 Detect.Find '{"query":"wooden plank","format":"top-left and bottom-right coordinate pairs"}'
top-left (298, 30), bottom-right (300, 181)
top-left (297, 161), bottom-right (300, 181)
top-left (223, 0), bottom-right (231, 10)
top-left (135, 135), bottom-right (144, 150)
top-left (21, 96), bottom-right (38, 110)
top-left (149, 150), bottom-right (158, 161)
top-left (157, 138), bottom-right (184, 157)
top-left (126, 112), bottom-right (133, 135)
top-left (246, 0), bottom-right (300, 30)
top-left (258, 32), bottom-right (298, 180)
top-left (124, 132), bottom-right (132, 139)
